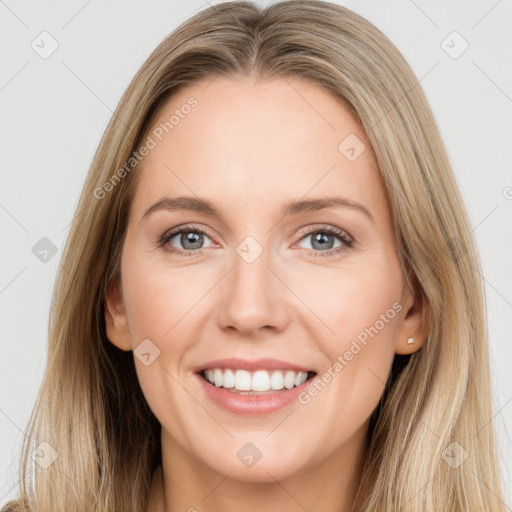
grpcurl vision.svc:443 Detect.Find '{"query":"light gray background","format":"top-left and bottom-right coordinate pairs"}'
top-left (1, 0), bottom-right (511, 505)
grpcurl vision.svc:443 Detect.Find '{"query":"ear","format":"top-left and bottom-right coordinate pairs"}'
top-left (395, 274), bottom-right (429, 355)
top-left (104, 278), bottom-right (132, 351)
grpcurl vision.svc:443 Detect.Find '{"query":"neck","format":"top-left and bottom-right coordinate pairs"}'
top-left (147, 425), bottom-right (368, 512)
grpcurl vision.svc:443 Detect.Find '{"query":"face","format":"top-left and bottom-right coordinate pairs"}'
top-left (105, 74), bottom-right (425, 483)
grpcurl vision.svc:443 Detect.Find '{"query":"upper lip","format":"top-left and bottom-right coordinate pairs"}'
top-left (194, 357), bottom-right (315, 373)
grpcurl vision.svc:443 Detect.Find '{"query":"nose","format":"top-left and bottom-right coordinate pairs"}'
top-left (216, 242), bottom-right (291, 336)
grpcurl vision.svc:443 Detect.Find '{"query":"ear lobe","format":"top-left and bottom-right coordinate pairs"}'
top-left (104, 278), bottom-right (132, 351)
top-left (395, 279), bottom-right (429, 355)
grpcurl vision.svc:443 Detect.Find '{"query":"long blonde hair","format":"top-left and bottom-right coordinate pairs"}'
top-left (3, 1), bottom-right (508, 510)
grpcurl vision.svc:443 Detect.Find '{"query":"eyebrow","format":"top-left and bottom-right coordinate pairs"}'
top-left (141, 196), bottom-right (374, 223)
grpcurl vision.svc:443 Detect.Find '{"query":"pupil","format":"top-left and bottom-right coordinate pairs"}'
top-left (312, 232), bottom-right (333, 250)
top-left (182, 232), bottom-right (203, 250)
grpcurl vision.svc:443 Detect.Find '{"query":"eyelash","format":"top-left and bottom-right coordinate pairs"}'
top-left (158, 224), bottom-right (354, 258)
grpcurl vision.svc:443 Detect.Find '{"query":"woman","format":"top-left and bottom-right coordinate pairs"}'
top-left (2, 1), bottom-right (508, 510)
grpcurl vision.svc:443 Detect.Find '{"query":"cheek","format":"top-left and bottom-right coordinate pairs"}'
top-left (289, 257), bottom-right (401, 340)
top-left (293, 260), bottom-right (401, 402)
top-left (121, 251), bottom-right (212, 344)
top-left (119, 253), bottom-right (211, 435)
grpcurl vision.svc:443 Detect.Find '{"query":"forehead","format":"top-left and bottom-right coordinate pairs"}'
top-left (132, 74), bottom-right (387, 219)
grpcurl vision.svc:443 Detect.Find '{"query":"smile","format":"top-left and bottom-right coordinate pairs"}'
top-left (195, 360), bottom-right (317, 415)
top-left (200, 368), bottom-right (316, 394)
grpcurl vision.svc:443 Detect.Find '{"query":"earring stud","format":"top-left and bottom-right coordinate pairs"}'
top-left (407, 337), bottom-right (415, 344)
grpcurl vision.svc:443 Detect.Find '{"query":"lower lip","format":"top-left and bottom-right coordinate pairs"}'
top-left (195, 372), bottom-right (314, 416)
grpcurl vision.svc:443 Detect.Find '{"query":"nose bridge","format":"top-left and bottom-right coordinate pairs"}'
top-left (216, 235), bottom-right (289, 334)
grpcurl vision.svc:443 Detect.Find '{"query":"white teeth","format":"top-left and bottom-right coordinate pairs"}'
top-left (284, 370), bottom-right (295, 389)
top-left (270, 370), bottom-right (284, 390)
top-left (202, 368), bottom-right (310, 392)
top-left (234, 370), bottom-right (252, 391)
top-left (214, 368), bottom-right (223, 387)
top-left (252, 370), bottom-right (270, 391)
top-left (223, 368), bottom-right (235, 388)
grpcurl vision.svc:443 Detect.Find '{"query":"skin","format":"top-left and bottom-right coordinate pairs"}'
top-left (105, 74), bottom-right (428, 512)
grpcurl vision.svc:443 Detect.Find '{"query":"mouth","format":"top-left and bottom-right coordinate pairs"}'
top-left (197, 368), bottom-right (317, 395)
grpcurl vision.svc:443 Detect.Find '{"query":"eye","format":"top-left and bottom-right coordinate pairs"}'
top-left (158, 223), bottom-right (355, 259)
top-left (295, 225), bottom-right (354, 258)
top-left (159, 225), bottom-right (214, 256)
